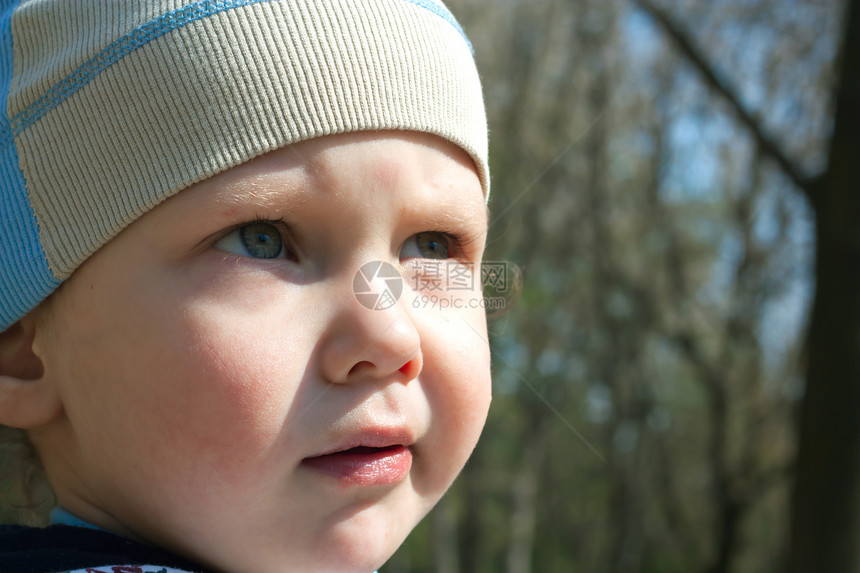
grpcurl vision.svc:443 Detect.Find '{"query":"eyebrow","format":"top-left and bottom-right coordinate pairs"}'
top-left (204, 171), bottom-right (311, 215)
top-left (196, 148), bottom-right (490, 231)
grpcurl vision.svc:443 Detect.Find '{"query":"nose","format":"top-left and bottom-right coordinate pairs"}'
top-left (319, 281), bottom-right (423, 384)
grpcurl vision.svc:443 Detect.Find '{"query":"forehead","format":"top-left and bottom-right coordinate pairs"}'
top-left (162, 131), bottom-right (488, 222)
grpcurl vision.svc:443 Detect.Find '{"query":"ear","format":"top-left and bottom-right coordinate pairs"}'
top-left (0, 317), bottom-right (61, 429)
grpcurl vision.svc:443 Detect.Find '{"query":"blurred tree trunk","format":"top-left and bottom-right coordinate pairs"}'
top-left (459, 452), bottom-right (488, 573)
top-left (788, 2), bottom-right (860, 572)
top-left (506, 430), bottom-right (545, 573)
top-left (433, 492), bottom-right (459, 573)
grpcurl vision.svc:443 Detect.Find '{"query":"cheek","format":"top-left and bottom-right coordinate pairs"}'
top-left (433, 338), bottom-right (492, 440)
top-left (417, 309), bottom-right (492, 483)
top-left (148, 307), bottom-right (304, 458)
top-left (55, 295), bottom-right (304, 478)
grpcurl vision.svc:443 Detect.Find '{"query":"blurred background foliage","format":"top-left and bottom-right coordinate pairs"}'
top-left (0, 0), bottom-right (849, 571)
top-left (384, 0), bottom-right (849, 572)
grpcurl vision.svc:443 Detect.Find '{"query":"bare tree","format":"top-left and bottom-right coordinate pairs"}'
top-left (788, 2), bottom-right (860, 571)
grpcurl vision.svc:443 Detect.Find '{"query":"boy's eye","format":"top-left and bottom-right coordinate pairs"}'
top-left (400, 231), bottom-right (453, 260)
top-left (215, 221), bottom-right (286, 259)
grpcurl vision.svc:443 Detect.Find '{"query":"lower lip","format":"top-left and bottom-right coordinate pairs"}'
top-left (302, 446), bottom-right (413, 486)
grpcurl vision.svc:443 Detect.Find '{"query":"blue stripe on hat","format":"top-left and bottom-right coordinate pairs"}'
top-left (0, 0), bottom-right (61, 331)
top-left (10, 0), bottom-right (274, 139)
top-left (403, 0), bottom-right (473, 53)
top-left (9, 0), bottom-right (473, 140)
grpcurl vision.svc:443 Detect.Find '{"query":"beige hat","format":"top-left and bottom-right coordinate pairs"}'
top-left (0, 0), bottom-right (488, 331)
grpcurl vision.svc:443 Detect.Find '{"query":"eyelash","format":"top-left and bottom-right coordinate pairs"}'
top-left (213, 217), bottom-right (294, 260)
top-left (414, 229), bottom-right (468, 258)
top-left (212, 219), bottom-right (475, 262)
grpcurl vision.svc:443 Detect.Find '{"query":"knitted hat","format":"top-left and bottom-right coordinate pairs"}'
top-left (0, 0), bottom-right (488, 331)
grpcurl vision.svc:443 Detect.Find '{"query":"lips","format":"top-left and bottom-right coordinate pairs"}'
top-left (302, 432), bottom-right (414, 486)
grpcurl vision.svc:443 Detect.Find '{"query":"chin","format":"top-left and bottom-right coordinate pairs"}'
top-left (306, 543), bottom-right (396, 573)
top-left (314, 506), bottom-right (418, 573)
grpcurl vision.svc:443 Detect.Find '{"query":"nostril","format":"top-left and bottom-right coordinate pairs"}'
top-left (398, 359), bottom-right (420, 381)
top-left (347, 360), bottom-right (374, 378)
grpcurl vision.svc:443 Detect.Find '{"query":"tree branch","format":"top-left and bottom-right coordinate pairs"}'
top-left (632, 0), bottom-right (819, 198)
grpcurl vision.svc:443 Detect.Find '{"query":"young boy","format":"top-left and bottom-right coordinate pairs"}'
top-left (0, 1), bottom-right (491, 572)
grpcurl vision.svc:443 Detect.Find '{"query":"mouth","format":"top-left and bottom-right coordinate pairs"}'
top-left (301, 429), bottom-right (413, 486)
top-left (302, 443), bottom-right (413, 486)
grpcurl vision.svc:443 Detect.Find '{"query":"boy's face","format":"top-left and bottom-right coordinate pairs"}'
top-left (29, 132), bottom-right (491, 573)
